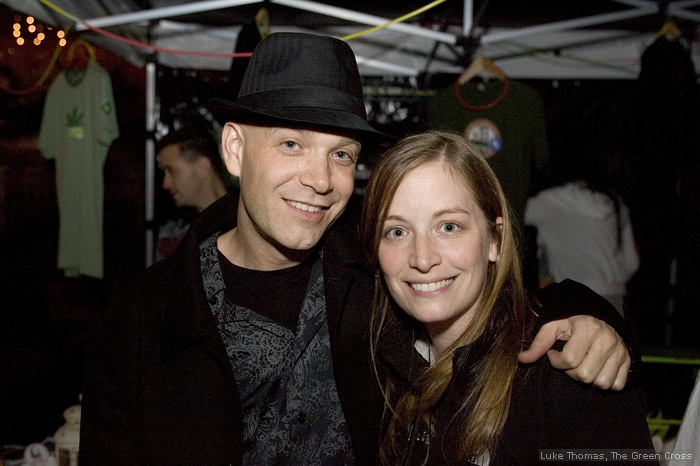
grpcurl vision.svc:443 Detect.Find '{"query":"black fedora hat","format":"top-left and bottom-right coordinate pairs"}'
top-left (210, 32), bottom-right (389, 141)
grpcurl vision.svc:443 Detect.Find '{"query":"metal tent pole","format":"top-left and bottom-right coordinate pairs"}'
top-left (272, 0), bottom-right (458, 44)
top-left (463, 0), bottom-right (473, 36)
top-left (480, 5), bottom-right (658, 44)
top-left (145, 58), bottom-right (156, 267)
top-left (75, 0), bottom-right (261, 31)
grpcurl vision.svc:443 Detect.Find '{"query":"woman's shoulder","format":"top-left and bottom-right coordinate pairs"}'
top-left (491, 356), bottom-right (655, 465)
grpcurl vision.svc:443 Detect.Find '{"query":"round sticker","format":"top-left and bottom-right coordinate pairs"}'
top-left (464, 118), bottom-right (502, 159)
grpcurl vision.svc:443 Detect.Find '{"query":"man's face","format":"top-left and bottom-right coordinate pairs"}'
top-left (221, 124), bottom-right (360, 269)
top-left (159, 143), bottom-right (204, 208)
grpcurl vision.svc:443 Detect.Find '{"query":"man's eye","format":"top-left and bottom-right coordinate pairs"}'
top-left (283, 140), bottom-right (299, 150)
top-left (335, 150), bottom-right (356, 164)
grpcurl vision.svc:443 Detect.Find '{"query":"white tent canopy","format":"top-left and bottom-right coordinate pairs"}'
top-left (4, 0), bottom-right (700, 78)
top-left (5, 0), bottom-right (700, 265)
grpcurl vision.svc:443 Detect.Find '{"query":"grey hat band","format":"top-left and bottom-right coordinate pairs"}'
top-left (236, 87), bottom-right (366, 117)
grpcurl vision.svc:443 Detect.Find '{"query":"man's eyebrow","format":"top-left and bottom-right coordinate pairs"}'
top-left (334, 140), bottom-right (361, 155)
top-left (265, 127), bottom-right (361, 150)
top-left (295, 128), bottom-right (362, 146)
top-left (339, 137), bottom-right (361, 148)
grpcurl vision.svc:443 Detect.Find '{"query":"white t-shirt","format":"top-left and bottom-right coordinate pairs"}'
top-left (525, 182), bottom-right (639, 302)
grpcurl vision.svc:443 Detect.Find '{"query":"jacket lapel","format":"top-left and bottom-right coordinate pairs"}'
top-left (159, 194), bottom-right (238, 370)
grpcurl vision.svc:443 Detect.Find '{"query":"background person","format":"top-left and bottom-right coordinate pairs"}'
top-left (524, 115), bottom-right (639, 316)
top-left (155, 126), bottom-right (229, 259)
top-left (361, 131), bottom-right (655, 465)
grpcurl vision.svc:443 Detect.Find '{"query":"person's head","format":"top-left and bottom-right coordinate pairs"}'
top-left (375, 159), bottom-right (500, 348)
top-left (360, 131), bottom-right (528, 463)
top-left (362, 131), bottom-right (523, 349)
top-left (157, 129), bottom-right (227, 212)
top-left (209, 32), bottom-right (388, 269)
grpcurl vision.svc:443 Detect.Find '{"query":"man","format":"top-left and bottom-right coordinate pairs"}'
top-left (156, 128), bottom-right (230, 259)
top-left (80, 33), bottom-right (633, 465)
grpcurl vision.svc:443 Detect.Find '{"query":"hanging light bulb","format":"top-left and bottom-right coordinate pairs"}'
top-left (11, 14), bottom-right (62, 49)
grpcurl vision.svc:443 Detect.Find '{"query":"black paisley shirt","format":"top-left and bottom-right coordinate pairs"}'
top-left (199, 233), bottom-right (355, 466)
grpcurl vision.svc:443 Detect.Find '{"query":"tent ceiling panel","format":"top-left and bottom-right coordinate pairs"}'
top-left (2, 0), bottom-right (700, 78)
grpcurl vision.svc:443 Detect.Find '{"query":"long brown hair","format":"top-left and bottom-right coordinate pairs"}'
top-left (360, 131), bottom-right (529, 464)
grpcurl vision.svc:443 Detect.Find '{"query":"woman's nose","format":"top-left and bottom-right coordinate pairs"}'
top-left (408, 233), bottom-right (441, 272)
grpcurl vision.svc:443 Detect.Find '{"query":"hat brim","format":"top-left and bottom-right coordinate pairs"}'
top-left (209, 98), bottom-right (393, 144)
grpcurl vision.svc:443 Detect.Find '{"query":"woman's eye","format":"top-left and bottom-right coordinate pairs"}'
top-left (440, 222), bottom-right (460, 233)
top-left (384, 227), bottom-right (406, 239)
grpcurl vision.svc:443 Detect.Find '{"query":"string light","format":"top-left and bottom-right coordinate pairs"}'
top-left (9, 13), bottom-right (61, 47)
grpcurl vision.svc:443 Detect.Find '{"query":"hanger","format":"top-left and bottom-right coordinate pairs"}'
top-left (255, 8), bottom-right (272, 39)
top-left (458, 56), bottom-right (507, 85)
top-left (66, 39), bottom-right (96, 70)
top-left (454, 56), bottom-right (510, 111)
top-left (656, 20), bottom-right (680, 40)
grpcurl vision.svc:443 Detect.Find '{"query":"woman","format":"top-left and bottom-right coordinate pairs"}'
top-left (360, 132), bottom-right (655, 465)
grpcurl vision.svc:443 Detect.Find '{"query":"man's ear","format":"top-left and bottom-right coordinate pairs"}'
top-left (221, 122), bottom-right (244, 177)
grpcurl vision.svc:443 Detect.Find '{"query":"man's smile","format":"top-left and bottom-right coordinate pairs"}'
top-left (287, 199), bottom-right (324, 213)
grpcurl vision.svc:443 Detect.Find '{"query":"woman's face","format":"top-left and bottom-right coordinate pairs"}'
top-left (377, 162), bottom-right (500, 351)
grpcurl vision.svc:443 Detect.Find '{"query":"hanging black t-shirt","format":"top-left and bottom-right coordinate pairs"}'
top-left (218, 249), bottom-right (315, 333)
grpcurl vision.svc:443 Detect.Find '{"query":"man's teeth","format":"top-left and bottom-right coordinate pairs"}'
top-left (410, 278), bottom-right (454, 292)
top-left (288, 200), bottom-right (321, 212)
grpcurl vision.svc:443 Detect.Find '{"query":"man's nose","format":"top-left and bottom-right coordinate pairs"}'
top-left (299, 155), bottom-right (333, 194)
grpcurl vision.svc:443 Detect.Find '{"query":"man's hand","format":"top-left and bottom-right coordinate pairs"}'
top-left (518, 315), bottom-right (631, 391)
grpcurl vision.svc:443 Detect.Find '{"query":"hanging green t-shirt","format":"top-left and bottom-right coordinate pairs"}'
top-left (427, 79), bottom-right (549, 227)
top-left (39, 60), bottom-right (119, 279)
